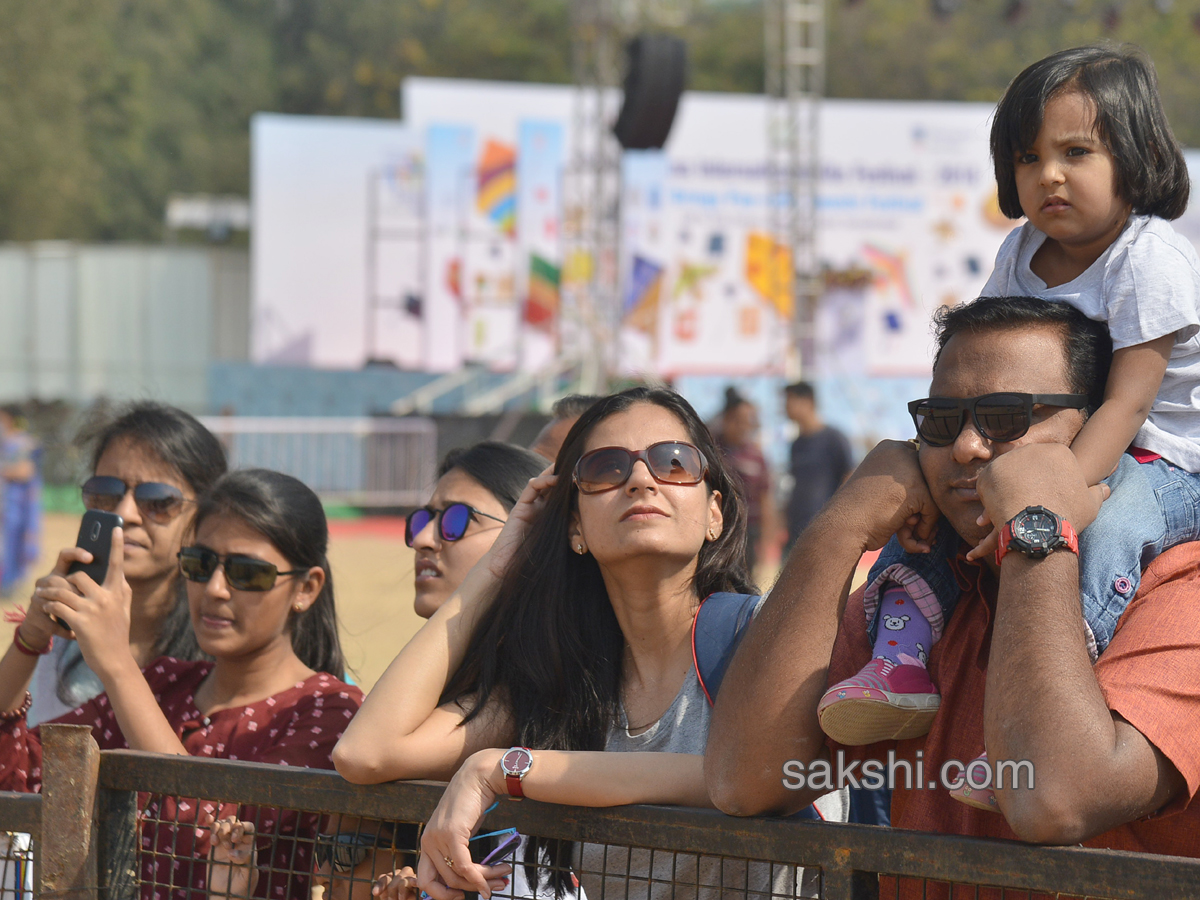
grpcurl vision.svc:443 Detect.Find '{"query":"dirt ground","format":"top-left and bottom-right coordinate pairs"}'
top-left (6, 514), bottom-right (872, 693)
top-left (3, 513), bottom-right (424, 691)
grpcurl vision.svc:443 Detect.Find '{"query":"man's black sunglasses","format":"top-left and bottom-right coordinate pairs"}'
top-left (908, 393), bottom-right (1089, 447)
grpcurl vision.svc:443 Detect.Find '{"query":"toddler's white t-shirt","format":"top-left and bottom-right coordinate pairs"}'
top-left (983, 214), bottom-right (1200, 472)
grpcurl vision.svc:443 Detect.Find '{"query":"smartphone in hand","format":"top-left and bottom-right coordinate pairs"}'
top-left (58, 510), bottom-right (123, 628)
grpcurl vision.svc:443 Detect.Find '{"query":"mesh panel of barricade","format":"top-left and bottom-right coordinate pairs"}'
top-left (133, 793), bottom-right (830, 900)
top-left (135, 794), bottom-right (426, 900)
top-left (90, 752), bottom-right (1200, 900)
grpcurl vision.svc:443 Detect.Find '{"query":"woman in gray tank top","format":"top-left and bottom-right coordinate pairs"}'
top-left (337, 387), bottom-right (844, 900)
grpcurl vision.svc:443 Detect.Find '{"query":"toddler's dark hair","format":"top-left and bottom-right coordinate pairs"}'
top-left (991, 45), bottom-right (1189, 221)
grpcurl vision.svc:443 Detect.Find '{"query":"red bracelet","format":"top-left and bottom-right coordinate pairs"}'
top-left (0, 692), bottom-right (32, 721)
top-left (12, 627), bottom-right (52, 657)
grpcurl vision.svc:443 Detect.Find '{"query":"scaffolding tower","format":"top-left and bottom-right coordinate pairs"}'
top-left (568, 0), bottom-right (823, 381)
top-left (765, 0), bottom-right (825, 378)
top-left (566, 0), bottom-right (690, 390)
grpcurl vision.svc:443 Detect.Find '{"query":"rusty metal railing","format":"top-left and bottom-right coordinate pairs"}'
top-left (5, 725), bottom-right (1200, 900)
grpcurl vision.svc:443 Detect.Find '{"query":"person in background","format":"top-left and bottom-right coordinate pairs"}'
top-left (716, 388), bottom-right (776, 576)
top-left (209, 815), bottom-right (422, 900)
top-left (23, 402), bottom-right (226, 725)
top-left (0, 407), bottom-right (41, 598)
top-left (409, 442), bottom-right (546, 619)
top-left (782, 382), bottom-right (853, 554)
top-left (528, 394), bottom-right (604, 462)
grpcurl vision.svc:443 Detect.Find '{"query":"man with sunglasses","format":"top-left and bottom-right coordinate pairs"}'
top-left (708, 295), bottom-right (1200, 866)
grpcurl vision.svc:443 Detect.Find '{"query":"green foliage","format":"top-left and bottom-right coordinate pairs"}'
top-left (2, 0), bottom-right (1199, 241)
top-left (825, 0), bottom-right (1200, 150)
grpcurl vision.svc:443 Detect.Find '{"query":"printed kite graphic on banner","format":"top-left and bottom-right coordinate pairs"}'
top-left (476, 139), bottom-right (517, 237)
top-left (623, 256), bottom-right (664, 337)
top-left (524, 254), bottom-right (561, 331)
top-left (745, 232), bottom-right (794, 319)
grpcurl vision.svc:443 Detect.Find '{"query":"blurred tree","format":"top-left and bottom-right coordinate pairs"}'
top-left (1, 0), bottom-right (1198, 242)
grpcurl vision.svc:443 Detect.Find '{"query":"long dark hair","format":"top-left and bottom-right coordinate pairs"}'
top-left (437, 442), bottom-right (545, 511)
top-left (991, 44), bottom-right (1189, 220)
top-left (193, 469), bottom-right (347, 680)
top-left (59, 403), bottom-right (227, 705)
top-left (443, 387), bottom-right (754, 752)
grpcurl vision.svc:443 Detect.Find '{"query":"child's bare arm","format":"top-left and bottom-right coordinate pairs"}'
top-left (964, 335), bottom-right (1172, 564)
top-left (1069, 335), bottom-right (1174, 485)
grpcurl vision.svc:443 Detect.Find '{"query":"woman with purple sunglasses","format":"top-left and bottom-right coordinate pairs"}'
top-left (407, 442), bottom-right (544, 619)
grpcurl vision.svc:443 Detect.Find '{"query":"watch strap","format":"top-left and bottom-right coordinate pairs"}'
top-left (995, 519), bottom-right (1017, 566)
top-left (505, 772), bottom-right (525, 799)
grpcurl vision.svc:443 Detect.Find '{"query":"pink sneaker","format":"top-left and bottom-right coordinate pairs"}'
top-left (949, 752), bottom-right (1000, 812)
top-left (817, 658), bottom-right (940, 745)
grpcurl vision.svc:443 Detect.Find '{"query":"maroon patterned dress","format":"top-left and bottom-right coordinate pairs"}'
top-left (0, 657), bottom-right (363, 900)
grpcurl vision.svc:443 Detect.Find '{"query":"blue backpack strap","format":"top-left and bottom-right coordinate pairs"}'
top-left (691, 591), bottom-right (761, 707)
top-left (848, 784), bottom-right (892, 826)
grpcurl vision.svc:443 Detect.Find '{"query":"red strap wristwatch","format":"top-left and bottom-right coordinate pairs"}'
top-left (996, 505), bottom-right (1079, 566)
top-left (500, 747), bottom-right (533, 799)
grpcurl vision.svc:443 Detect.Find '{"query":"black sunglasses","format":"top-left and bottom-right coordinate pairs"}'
top-left (574, 441), bottom-right (709, 494)
top-left (314, 831), bottom-right (399, 873)
top-left (908, 393), bottom-right (1089, 447)
top-left (405, 503), bottom-right (506, 547)
top-left (178, 546), bottom-right (306, 592)
top-left (82, 476), bottom-right (192, 525)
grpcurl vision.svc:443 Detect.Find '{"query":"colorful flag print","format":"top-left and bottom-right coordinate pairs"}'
top-left (623, 256), bottom-right (664, 336)
top-left (476, 139), bottom-right (517, 237)
top-left (524, 254), bottom-right (561, 330)
top-left (744, 232), bottom-right (794, 318)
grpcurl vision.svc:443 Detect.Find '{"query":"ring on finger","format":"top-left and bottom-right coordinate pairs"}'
top-left (443, 856), bottom-right (455, 870)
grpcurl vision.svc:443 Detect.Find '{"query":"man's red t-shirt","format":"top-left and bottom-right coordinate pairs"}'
top-left (827, 543), bottom-right (1200, 857)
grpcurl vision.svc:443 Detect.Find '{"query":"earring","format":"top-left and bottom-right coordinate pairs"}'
top-left (708, 530), bottom-right (716, 540)
top-left (293, 603), bottom-right (303, 612)
top-left (575, 544), bottom-right (584, 554)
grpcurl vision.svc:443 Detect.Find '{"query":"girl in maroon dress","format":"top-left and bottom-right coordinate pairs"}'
top-left (0, 469), bottom-right (363, 900)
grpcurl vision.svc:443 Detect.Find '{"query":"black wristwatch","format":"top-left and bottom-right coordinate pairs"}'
top-left (996, 505), bottom-right (1080, 565)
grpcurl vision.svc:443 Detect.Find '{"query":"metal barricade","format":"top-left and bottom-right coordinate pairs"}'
top-left (95, 749), bottom-right (1200, 900)
top-left (199, 417), bottom-right (437, 507)
top-left (9, 727), bottom-right (1200, 900)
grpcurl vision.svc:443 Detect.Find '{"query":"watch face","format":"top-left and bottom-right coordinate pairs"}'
top-left (501, 748), bottom-right (532, 777)
top-left (1013, 508), bottom-right (1059, 549)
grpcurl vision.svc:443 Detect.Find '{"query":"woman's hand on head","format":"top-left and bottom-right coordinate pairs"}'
top-left (485, 467), bottom-right (558, 580)
top-left (417, 750), bottom-right (511, 900)
top-left (35, 529), bottom-right (134, 680)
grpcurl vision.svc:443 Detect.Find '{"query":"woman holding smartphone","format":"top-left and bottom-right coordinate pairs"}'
top-left (21, 402), bottom-right (227, 725)
top-left (0, 468), bottom-right (361, 900)
top-left (336, 387), bottom-right (845, 900)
